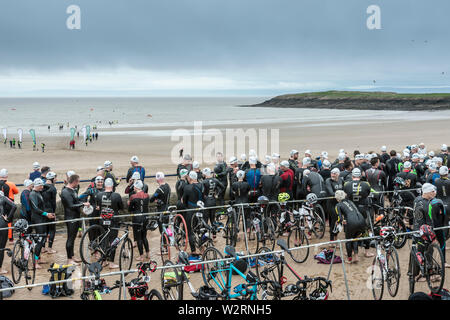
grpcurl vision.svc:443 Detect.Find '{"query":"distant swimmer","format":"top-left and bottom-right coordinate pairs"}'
top-left (41, 143), bottom-right (46, 153)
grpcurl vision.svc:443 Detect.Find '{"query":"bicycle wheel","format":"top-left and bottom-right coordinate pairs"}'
top-left (425, 242), bottom-right (445, 294)
top-left (25, 247), bottom-right (36, 290)
top-left (225, 212), bottom-right (238, 247)
top-left (173, 214), bottom-right (188, 252)
top-left (392, 217), bottom-right (407, 249)
top-left (314, 204), bottom-right (326, 225)
top-left (246, 218), bottom-right (259, 254)
top-left (371, 256), bottom-right (384, 300)
top-left (386, 248), bottom-right (400, 297)
top-left (255, 246), bottom-right (281, 300)
top-left (79, 225), bottom-right (107, 265)
top-left (119, 237), bottom-right (133, 271)
top-left (257, 218), bottom-right (276, 253)
top-left (160, 233), bottom-right (171, 264)
top-left (287, 227), bottom-right (309, 263)
top-left (161, 260), bottom-right (182, 300)
top-left (147, 289), bottom-right (164, 300)
top-left (311, 211), bottom-right (325, 239)
top-left (201, 246), bottom-right (226, 295)
top-left (11, 241), bottom-right (23, 284)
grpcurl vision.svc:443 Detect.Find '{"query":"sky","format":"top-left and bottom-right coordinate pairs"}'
top-left (1, 0), bottom-right (449, 96)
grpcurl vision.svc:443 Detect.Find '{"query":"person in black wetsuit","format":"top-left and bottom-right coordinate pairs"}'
top-left (386, 150), bottom-right (401, 194)
top-left (232, 170), bottom-right (251, 229)
top-left (325, 168), bottom-right (344, 242)
top-left (380, 146), bottom-right (390, 164)
top-left (104, 161), bottom-right (120, 192)
top-left (177, 154), bottom-right (193, 179)
top-left (95, 178), bottom-right (124, 269)
top-left (202, 168), bottom-right (225, 230)
top-left (125, 171), bottom-right (149, 197)
top-left (0, 191), bottom-right (16, 274)
top-left (182, 171), bottom-right (204, 254)
top-left (343, 168), bottom-right (374, 258)
top-left (339, 160), bottom-right (354, 182)
top-left (319, 160), bottom-right (332, 181)
top-left (334, 190), bottom-right (366, 264)
top-left (365, 157), bottom-right (387, 208)
top-left (214, 152), bottom-right (228, 207)
top-left (42, 172), bottom-right (57, 254)
top-left (61, 174), bottom-right (89, 265)
top-left (193, 161), bottom-right (204, 183)
top-left (79, 175), bottom-right (105, 241)
top-left (20, 179), bottom-right (33, 225)
top-left (227, 157), bottom-right (239, 201)
top-left (30, 178), bottom-right (55, 269)
top-left (288, 149), bottom-right (299, 172)
top-left (128, 180), bottom-right (150, 261)
top-left (260, 164), bottom-right (282, 217)
top-left (176, 169), bottom-right (189, 210)
top-left (149, 172), bottom-right (171, 234)
top-left (435, 166), bottom-right (450, 222)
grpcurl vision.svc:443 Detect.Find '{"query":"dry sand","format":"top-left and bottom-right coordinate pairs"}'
top-left (1, 116), bottom-right (450, 300)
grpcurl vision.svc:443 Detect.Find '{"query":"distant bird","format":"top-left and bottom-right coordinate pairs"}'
top-left (442, 72), bottom-right (445, 75)
top-left (373, 80), bottom-right (376, 84)
top-left (424, 40), bottom-right (428, 43)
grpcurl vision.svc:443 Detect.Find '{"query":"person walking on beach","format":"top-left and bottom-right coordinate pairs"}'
top-left (12, 138), bottom-right (15, 149)
top-left (0, 190), bottom-right (17, 275)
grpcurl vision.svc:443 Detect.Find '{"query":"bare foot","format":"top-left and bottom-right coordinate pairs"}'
top-left (364, 252), bottom-right (374, 258)
top-left (47, 249), bottom-right (57, 254)
top-left (353, 255), bottom-right (359, 263)
top-left (72, 256), bottom-right (82, 263)
top-left (135, 256), bottom-right (143, 262)
top-left (35, 263), bottom-right (42, 270)
top-left (109, 263), bottom-right (119, 269)
top-left (0, 269), bottom-right (8, 275)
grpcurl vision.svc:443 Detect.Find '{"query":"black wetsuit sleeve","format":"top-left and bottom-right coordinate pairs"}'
top-left (325, 179), bottom-right (334, 196)
top-left (30, 192), bottom-right (46, 216)
top-left (1, 197), bottom-right (17, 222)
top-left (215, 178), bottom-right (225, 194)
top-left (62, 189), bottom-right (83, 210)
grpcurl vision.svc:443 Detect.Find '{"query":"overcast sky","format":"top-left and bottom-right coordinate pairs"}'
top-left (1, 0), bottom-right (449, 96)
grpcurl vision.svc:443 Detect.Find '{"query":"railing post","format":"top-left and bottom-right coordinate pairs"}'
top-left (338, 240), bottom-right (351, 300)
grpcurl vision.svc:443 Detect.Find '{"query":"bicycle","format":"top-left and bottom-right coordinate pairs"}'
top-left (295, 194), bottom-right (326, 240)
top-left (246, 196), bottom-right (276, 254)
top-left (371, 203), bottom-right (408, 249)
top-left (408, 225), bottom-right (445, 295)
top-left (201, 245), bottom-right (265, 300)
top-left (10, 220), bottom-right (43, 289)
top-left (370, 226), bottom-right (401, 300)
top-left (159, 206), bottom-right (188, 263)
top-left (191, 201), bottom-right (224, 250)
top-left (255, 239), bottom-right (332, 300)
top-left (161, 251), bottom-right (220, 300)
top-left (80, 214), bottom-right (134, 271)
top-left (216, 205), bottom-right (239, 247)
top-left (118, 260), bottom-right (163, 300)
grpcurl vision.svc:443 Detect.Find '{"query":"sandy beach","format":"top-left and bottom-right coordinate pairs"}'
top-left (1, 113), bottom-right (450, 300)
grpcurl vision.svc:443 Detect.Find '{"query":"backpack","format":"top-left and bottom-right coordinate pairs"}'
top-left (47, 263), bottom-right (75, 298)
top-left (0, 276), bottom-right (14, 299)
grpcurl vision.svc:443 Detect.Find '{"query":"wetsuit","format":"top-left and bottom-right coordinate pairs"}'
top-left (126, 166), bottom-right (146, 182)
top-left (339, 170), bottom-right (353, 182)
top-left (335, 199), bottom-right (366, 258)
top-left (294, 168), bottom-right (306, 201)
top-left (182, 183), bottom-right (204, 252)
top-left (227, 168), bottom-right (239, 201)
top-left (20, 189), bottom-right (32, 224)
top-left (260, 174), bottom-right (282, 215)
top-left (42, 184), bottom-right (57, 249)
top-left (149, 183), bottom-right (171, 233)
top-left (246, 168), bottom-right (262, 203)
top-left (29, 171), bottom-right (41, 181)
top-left (175, 179), bottom-right (187, 210)
top-left (177, 163), bottom-right (193, 179)
top-left (95, 191), bottom-right (124, 262)
top-left (29, 190), bottom-right (48, 259)
top-left (428, 198), bottom-right (447, 261)
top-left (435, 177), bottom-right (450, 216)
top-left (279, 169), bottom-right (294, 203)
top-left (380, 153), bottom-right (390, 164)
top-left (79, 183), bottom-right (104, 240)
top-left (214, 162), bottom-right (228, 206)
top-left (60, 187), bottom-right (84, 259)
top-left (232, 180), bottom-right (251, 227)
top-left (129, 191), bottom-right (150, 256)
top-left (202, 178), bottom-right (225, 226)
top-left (0, 195), bottom-right (16, 269)
top-left (365, 167), bottom-right (387, 207)
top-left (104, 171), bottom-right (120, 192)
top-left (395, 170), bottom-right (418, 208)
top-left (125, 183), bottom-right (149, 197)
top-left (325, 177), bottom-right (344, 240)
top-left (319, 169), bottom-right (331, 182)
top-left (288, 159), bottom-right (298, 173)
top-left (439, 153), bottom-right (449, 167)
top-left (386, 157), bottom-right (401, 192)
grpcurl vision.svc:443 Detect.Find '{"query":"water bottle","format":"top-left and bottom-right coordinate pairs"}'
top-left (416, 252), bottom-right (424, 265)
top-left (166, 228), bottom-right (173, 237)
top-left (24, 241), bottom-right (30, 260)
top-left (280, 212), bottom-right (286, 224)
top-left (111, 237), bottom-right (120, 247)
top-left (253, 218), bottom-right (260, 233)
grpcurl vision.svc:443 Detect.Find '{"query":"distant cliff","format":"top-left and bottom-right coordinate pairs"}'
top-left (246, 91), bottom-right (450, 111)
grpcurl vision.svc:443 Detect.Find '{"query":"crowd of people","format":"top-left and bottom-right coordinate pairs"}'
top-left (0, 142), bottom-right (449, 276)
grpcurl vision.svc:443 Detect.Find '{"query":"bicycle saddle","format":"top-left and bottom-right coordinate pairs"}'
top-left (277, 239), bottom-right (289, 251)
top-left (224, 246), bottom-right (237, 258)
top-left (197, 201), bottom-right (205, 209)
top-left (178, 251), bottom-right (190, 265)
top-left (88, 262), bottom-right (103, 275)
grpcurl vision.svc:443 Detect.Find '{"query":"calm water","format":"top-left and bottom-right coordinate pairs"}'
top-left (1, 97), bottom-right (450, 137)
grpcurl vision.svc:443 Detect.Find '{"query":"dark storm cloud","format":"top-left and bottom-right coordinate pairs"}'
top-left (0, 0), bottom-right (449, 95)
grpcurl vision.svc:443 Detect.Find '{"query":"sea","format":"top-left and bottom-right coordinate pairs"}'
top-left (1, 97), bottom-right (450, 137)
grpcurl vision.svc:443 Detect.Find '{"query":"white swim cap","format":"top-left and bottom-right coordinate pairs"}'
top-left (322, 160), bottom-right (331, 168)
top-left (338, 153), bottom-right (346, 161)
top-left (303, 169), bottom-right (311, 176)
top-left (104, 161), bottom-right (112, 168)
top-left (202, 168), bottom-right (212, 177)
top-left (429, 151), bottom-right (435, 157)
top-left (249, 157), bottom-right (257, 165)
top-left (331, 168), bottom-right (340, 175)
top-left (335, 190), bottom-right (346, 202)
top-left (104, 178), bottom-right (114, 187)
top-left (381, 146), bottom-right (387, 152)
top-left (192, 161), bottom-right (200, 169)
top-left (130, 155), bottom-right (139, 163)
top-left (188, 171), bottom-right (198, 180)
top-left (249, 149), bottom-right (257, 158)
top-left (302, 157), bottom-right (311, 165)
top-left (46, 172), bottom-right (56, 180)
top-left (155, 172), bottom-right (165, 180)
top-left (229, 156), bottom-right (238, 164)
top-left (441, 144), bottom-right (448, 151)
top-left (24, 179), bottom-right (33, 187)
top-left (237, 170), bottom-right (245, 179)
top-left (0, 169), bottom-right (7, 178)
top-left (179, 169), bottom-right (189, 178)
top-left (33, 178), bottom-right (44, 187)
top-left (96, 166), bottom-right (104, 172)
top-left (440, 166), bottom-right (449, 176)
top-left (352, 168), bottom-right (361, 177)
top-left (95, 176), bottom-right (104, 183)
top-left (290, 149), bottom-right (299, 156)
top-left (422, 183), bottom-right (436, 194)
top-left (241, 154), bottom-right (247, 161)
top-left (280, 160), bottom-right (289, 168)
top-left (403, 161), bottom-right (412, 169)
top-left (32, 162), bottom-right (40, 170)
top-left (305, 149), bottom-right (312, 155)
top-left (131, 172), bottom-right (141, 180)
top-left (133, 180), bottom-right (144, 190)
top-left (67, 170), bottom-right (76, 177)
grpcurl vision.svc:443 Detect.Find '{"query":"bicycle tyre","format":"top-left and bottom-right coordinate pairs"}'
top-left (11, 241), bottom-right (23, 284)
top-left (408, 253), bottom-right (416, 295)
top-left (161, 260), bottom-right (182, 300)
top-left (425, 242), bottom-right (445, 294)
top-left (201, 246), bottom-right (226, 295)
top-left (79, 224), bottom-right (107, 265)
top-left (371, 256), bottom-right (384, 300)
top-left (386, 247), bottom-right (400, 297)
top-left (392, 216), bottom-right (407, 249)
top-left (287, 227), bottom-right (309, 263)
top-left (257, 218), bottom-right (276, 253)
top-left (311, 210), bottom-right (325, 239)
top-left (24, 247), bottom-right (36, 290)
top-left (119, 237), bottom-right (133, 271)
top-left (160, 233), bottom-right (171, 264)
top-left (314, 204), bottom-right (326, 225)
top-left (255, 246), bottom-right (281, 300)
top-left (147, 289), bottom-right (164, 300)
top-left (173, 214), bottom-right (188, 252)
